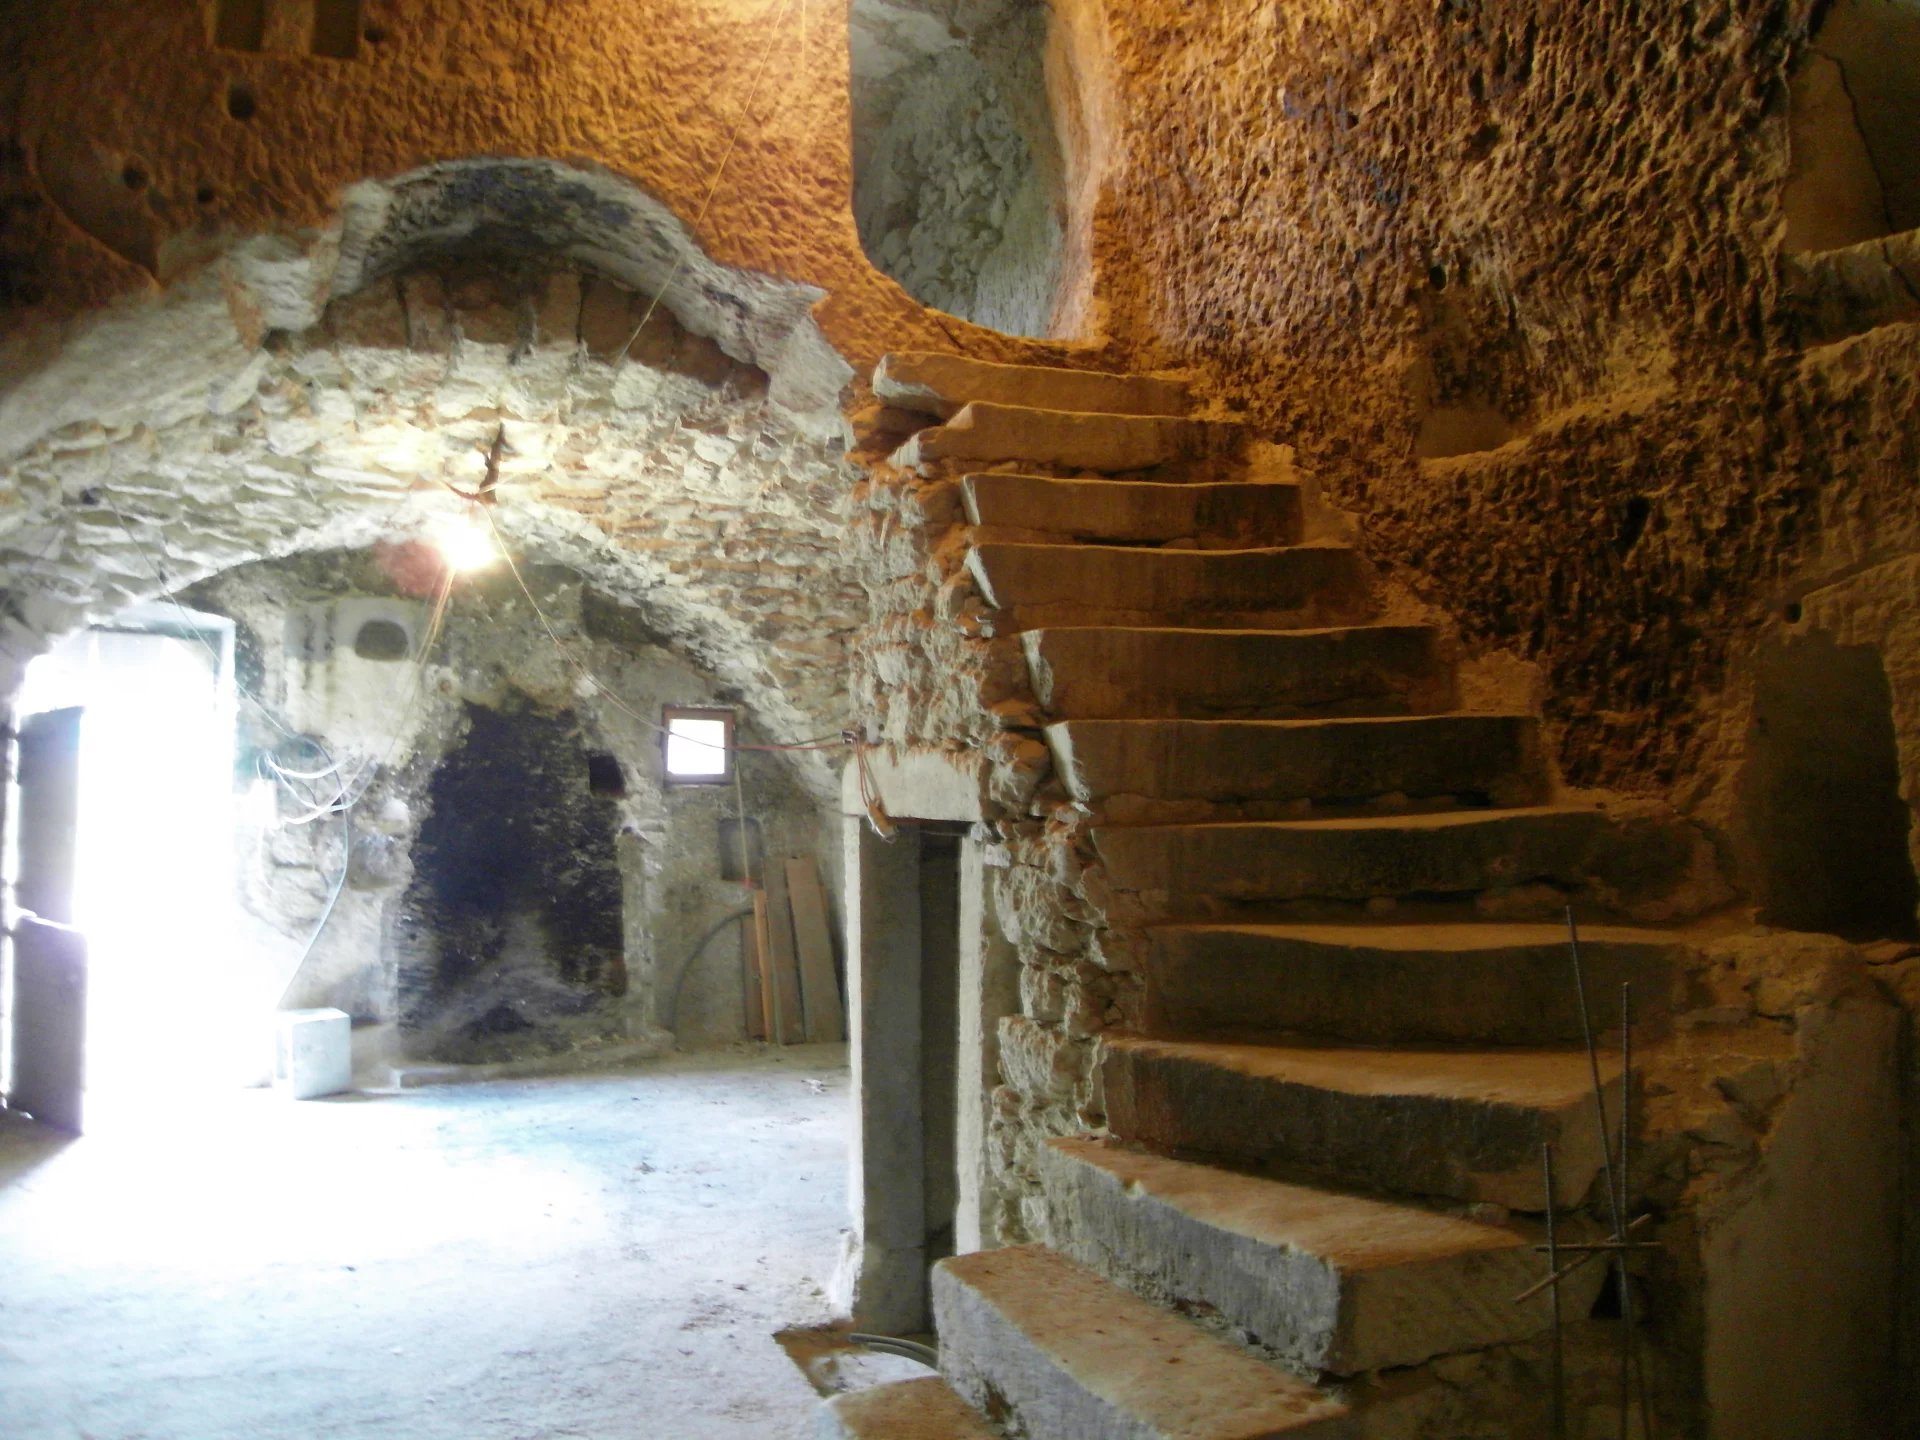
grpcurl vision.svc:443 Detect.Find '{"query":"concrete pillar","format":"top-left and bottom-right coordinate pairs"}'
top-left (920, 833), bottom-right (962, 1264)
top-left (841, 815), bottom-right (927, 1332)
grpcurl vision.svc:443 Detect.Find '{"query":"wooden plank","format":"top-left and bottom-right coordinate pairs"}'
top-left (785, 856), bottom-right (844, 1043)
top-left (762, 864), bottom-right (807, 1045)
top-left (742, 892), bottom-right (768, 1040)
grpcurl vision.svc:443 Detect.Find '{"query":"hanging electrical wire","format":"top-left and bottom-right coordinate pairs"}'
top-left (612, 0), bottom-right (802, 369)
top-left (270, 560), bottom-right (457, 825)
top-left (470, 498), bottom-right (850, 758)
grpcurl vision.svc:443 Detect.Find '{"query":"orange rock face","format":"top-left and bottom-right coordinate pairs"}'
top-left (0, 0), bottom-right (1088, 372)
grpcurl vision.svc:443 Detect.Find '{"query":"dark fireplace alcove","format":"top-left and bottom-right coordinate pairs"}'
top-left (396, 701), bottom-right (627, 1062)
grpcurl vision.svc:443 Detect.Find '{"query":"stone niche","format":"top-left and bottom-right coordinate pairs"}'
top-left (395, 701), bottom-right (627, 1063)
top-left (850, 0), bottom-right (1066, 337)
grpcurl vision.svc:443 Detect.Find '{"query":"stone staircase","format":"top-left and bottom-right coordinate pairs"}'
top-left (827, 353), bottom-right (1707, 1439)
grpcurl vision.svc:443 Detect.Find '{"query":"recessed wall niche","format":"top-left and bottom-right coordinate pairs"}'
top-left (849, 0), bottom-right (1066, 336)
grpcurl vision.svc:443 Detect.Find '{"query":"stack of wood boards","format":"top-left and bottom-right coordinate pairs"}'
top-left (741, 855), bottom-right (844, 1044)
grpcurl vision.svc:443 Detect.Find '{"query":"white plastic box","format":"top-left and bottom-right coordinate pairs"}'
top-left (274, 1007), bottom-right (352, 1099)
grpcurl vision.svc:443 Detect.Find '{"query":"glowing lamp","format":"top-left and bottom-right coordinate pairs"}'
top-left (429, 509), bottom-right (498, 574)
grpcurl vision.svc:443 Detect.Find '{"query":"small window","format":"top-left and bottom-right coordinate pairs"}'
top-left (663, 706), bottom-right (733, 783)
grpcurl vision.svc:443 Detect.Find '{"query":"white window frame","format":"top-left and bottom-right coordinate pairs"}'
top-left (661, 706), bottom-right (734, 785)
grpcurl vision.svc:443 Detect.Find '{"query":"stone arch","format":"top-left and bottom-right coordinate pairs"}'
top-left (849, 0), bottom-right (1070, 337)
top-left (0, 158), bottom-right (865, 791)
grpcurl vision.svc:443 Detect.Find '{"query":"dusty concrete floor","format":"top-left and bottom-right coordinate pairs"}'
top-left (0, 1044), bottom-right (850, 1440)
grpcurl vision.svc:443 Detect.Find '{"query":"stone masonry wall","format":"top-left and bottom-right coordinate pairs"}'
top-left (187, 548), bottom-right (839, 1059)
top-left (0, 246), bottom-right (865, 767)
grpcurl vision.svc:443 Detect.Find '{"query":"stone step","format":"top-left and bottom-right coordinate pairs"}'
top-left (891, 403), bottom-right (1241, 473)
top-left (934, 1245), bottom-right (1351, 1440)
top-left (1090, 806), bottom-right (1625, 918)
top-left (818, 1376), bottom-right (1003, 1440)
top-left (962, 474), bottom-right (1304, 546)
top-left (1136, 921), bottom-right (1688, 1045)
top-left (875, 351), bottom-right (1192, 419)
top-left (1048, 714), bottom-right (1547, 822)
top-left (969, 542), bottom-right (1369, 632)
top-left (1038, 1137), bottom-right (1601, 1375)
top-left (1023, 625), bottom-right (1455, 721)
top-left (1100, 1035), bottom-right (1620, 1210)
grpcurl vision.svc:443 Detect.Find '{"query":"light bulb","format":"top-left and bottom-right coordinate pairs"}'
top-left (429, 510), bottom-right (498, 574)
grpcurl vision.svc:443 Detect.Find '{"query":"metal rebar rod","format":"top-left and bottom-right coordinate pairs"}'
top-left (1622, 983), bottom-right (1656, 1440)
top-left (1618, 980), bottom-right (1634, 1440)
top-left (1545, 1142), bottom-right (1566, 1440)
top-left (1513, 1210), bottom-right (1656, 1305)
top-left (1567, 908), bottom-right (1626, 1241)
top-left (1619, 983), bottom-right (1633, 1220)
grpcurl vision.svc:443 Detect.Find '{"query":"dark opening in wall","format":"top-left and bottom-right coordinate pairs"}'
top-left (352, 617), bottom-right (409, 660)
top-left (586, 751), bottom-right (626, 797)
top-left (919, 830), bottom-right (962, 1267)
top-left (849, 0), bottom-right (1066, 336)
top-left (212, 0), bottom-right (267, 52)
top-left (395, 702), bottom-right (627, 1062)
top-left (718, 816), bottom-right (763, 884)
top-left (1783, 0), bottom-right (1920, 251)
top-left (1736, 632), bottom-right (1920, 940)
top-left (311, 0), bottom-right (362, 59)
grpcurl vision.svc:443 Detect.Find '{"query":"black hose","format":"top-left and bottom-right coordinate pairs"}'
top-left (664, 905), bottom-right (756, 1030)
top-left (847, 1333), bottom-right (939, 1367)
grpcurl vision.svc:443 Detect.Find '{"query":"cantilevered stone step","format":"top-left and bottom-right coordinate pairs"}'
top-left (969, 542), bottom-right (1369, 632)
top-left (876, 351), bottom-right (1191, 419)
top-left (1047, 715), bottom-right (1546, 821)
top-left (891, 403), bottom-right (1240, 472)
top-left (1023, 626), bottom-right (1455, 721)
top-left (1138, 922), bottom-right (1688, 1045)
top-left (1038, 1137), bottom-right (1601, 1375)
top-left (963, 474), bottom-right (1304, 546)
top-left (1092, 807), bottom-right (1615, 916)
top-left (934, 1245), bottom-right (1350, 1440)
top-left (1100, 1036), bottom-right (1619, 1209)
top-left (818, 1376), bottom-right (1002, 1440)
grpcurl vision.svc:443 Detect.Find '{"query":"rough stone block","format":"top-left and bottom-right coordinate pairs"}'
top-left (1039, 1137), bottom-right (1597, 1374)
top-left (274, 1007), bottom-right (352, 1100)
top-left (893, 403), bottom-right (1239, 473)
top-left (1099, 1036), bottom-right (1619, 1209)
top-left (1022, 625), bottom-right (1454, 722)
top-left (1047, 714), bottom-right (1546, 821)
top-left (934, 1245), bottom-right (1350, 1439)
top-left (876, 352), bottom-right (1191, 419)
top-left (1091, 806), bottom-right (1621, 916)
top-left (998, 1015), bottom-right (1087, 1103)
top-left (963, 474), bottom-right (1304, 547)
top-left (1139, 921), bottom-right (1686, 1045)
top-left (968, 541), bottom-right (1368, 632)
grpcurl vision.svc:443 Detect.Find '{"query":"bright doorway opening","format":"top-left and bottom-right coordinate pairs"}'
top-left (12, 604), bottom-right (242, 1110)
